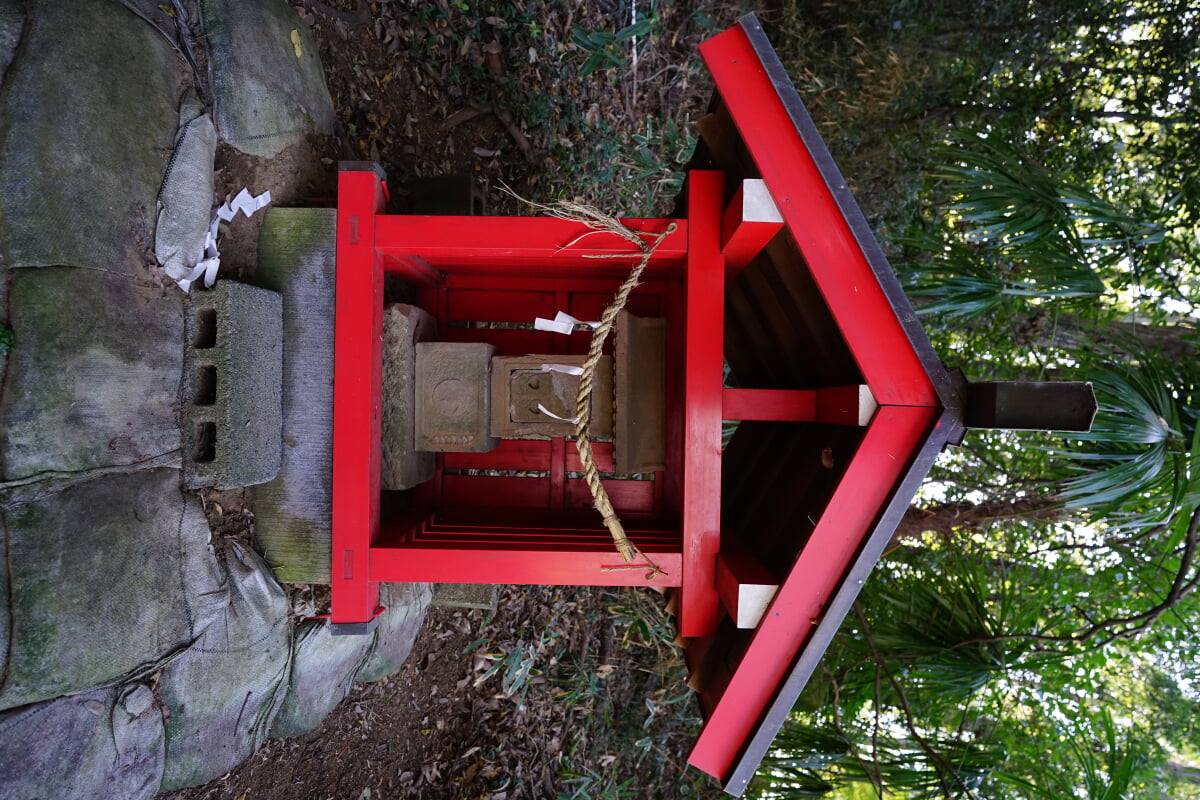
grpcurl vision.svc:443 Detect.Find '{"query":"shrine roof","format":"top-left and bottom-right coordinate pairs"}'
top-left (686, 15), bottom-right (967, 794)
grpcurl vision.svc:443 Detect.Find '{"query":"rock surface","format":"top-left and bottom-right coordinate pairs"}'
top-left (0, 0), bottom-right (184, 275)
top-left (0, 268), bottom-right (183, 480)
top-left (201, 0), bottom-right (334, 158)
top-left (0, 468), bottom-right (227, 711)
top-left (0, 682), bottom-right (165, 800)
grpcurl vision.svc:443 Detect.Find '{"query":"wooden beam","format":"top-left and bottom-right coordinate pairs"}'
top-left (721, 385), bottom-right (875, 425)
top-left (716, 547), bottom-right (779, 628)
top-left (680, 170), bottom-right (727, 637)
top-left (721, 179), bottom-right (783, 275)
top-left (330, 163), bottom-right (387, 628)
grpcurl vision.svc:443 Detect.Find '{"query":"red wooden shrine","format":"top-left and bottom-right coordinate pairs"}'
top-left (325, 15), bottom-right (1086, 796)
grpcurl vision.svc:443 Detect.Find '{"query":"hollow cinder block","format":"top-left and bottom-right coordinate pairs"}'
top-left (382, 303), bottom-right (437, 489)
top-left (414, 342), bottom-right (498, 452)
top-left (183, 281), bottom-right (283, 489)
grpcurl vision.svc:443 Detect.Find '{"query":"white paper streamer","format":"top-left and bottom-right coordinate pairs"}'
top-left (536, 403), bottom-right (580, 424)
top-left (172, 188), bottom-right (272, 293)
top-left (540, 363), bottom-right (585, 376)
top-left (533, 310), bottom-right (599, 335)
top-left (217, 187), bottom-right (273, 222)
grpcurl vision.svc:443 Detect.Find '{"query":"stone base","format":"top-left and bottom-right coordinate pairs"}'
top-left (432, 583), bottom-right (499, 612)
top-left (382, 304), bottom-right (437, 490)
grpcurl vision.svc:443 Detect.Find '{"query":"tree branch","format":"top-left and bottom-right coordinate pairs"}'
top-left (953, 504), bottom-right (1200, 654)
top-left (853, 604), bottom-right (981, 800)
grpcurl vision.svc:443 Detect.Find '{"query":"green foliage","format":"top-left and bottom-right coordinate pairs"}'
top-left (1058, 352), bottom-right (1200, 523)
top-left (0, 324), bottom-right (12, 356)
top-left (570, 16), bottom-right (656, 77)
top-left (750, 0), bottom-right (1200, 797)
top-left (993, 712), bottom-right (1147, 800)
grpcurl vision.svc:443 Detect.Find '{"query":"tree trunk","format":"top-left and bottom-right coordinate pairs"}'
top-left (893, 496), bottom-right (1064, 543)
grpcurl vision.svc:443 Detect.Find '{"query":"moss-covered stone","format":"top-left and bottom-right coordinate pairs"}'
top-left (253, 208), bottom-right (337, 583)
top-left (201, 0), bottom-right (334, 158)
top-left (0, 268), bottom-right (183, 480)
top-left (0, 0), bottom-right (185, 273)
top-left (0, 469), bottom-right (227, 711)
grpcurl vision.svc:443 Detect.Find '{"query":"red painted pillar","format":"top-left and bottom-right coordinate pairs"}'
top-left (331, 164), bottom-right (387, 629)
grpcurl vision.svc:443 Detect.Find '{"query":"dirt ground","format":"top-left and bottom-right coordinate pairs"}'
top-left (161, 2), bottom-right (749, 798)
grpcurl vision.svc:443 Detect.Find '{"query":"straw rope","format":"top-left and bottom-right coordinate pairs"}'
top-left (506, 190), bottom-right (675, 579)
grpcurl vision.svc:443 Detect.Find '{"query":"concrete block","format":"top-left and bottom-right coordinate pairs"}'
top-left (415, 342), bottom-right (498, 452)
top-left (382, 304), bottom-right (437, 490)
top-left (183, 281), bottom-right (283, 489)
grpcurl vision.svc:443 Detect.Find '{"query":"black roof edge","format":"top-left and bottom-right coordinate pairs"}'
top-left (722, 407), bottom-right (960, 795)
top-left (735, 14), bottom-right (961, 415)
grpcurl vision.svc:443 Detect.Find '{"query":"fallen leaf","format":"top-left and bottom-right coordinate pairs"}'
top-left (290, 29), bottom-right (303, 58)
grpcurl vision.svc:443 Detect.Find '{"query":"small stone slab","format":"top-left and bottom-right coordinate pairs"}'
top-left (432, 583), bottom-right (499, 612)
top-left (0, 683), bottom-right (165, 800)
top-left (182, 281), bottom-right (283, 489)
top-left (382, 303), bottom-right (437, 490)
top-left (253, 208), bottom-right (336, 583)
top-left (0, 268), bottom-right (183, 481)
top-left (0, 469), bottom-right (227, 711)
top-left (158, 542), bottom-right (291, 791)
top-left (0, 0), bottom-right (183, 274)
top-left (201, 0), bottom-right (335, 157)
top-left (415, 342), bottom-right (499, 452)
top-left (491, 355), bottom-right (613, 439)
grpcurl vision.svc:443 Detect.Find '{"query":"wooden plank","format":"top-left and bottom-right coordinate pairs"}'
top-left (716, 546), bottom-right (780, 628)
top-left (722, 388), bottom-right (816, 422)
top-left (370, 542), bottom-right (683, 586)
top-left (700, 25), bottom-right (938, 406)
top-left (374, 215), bottom-right (688, 272)
top-left (447, 288), bottom-right (555, 322)
top-left (721, 179), bottom-right (784, 274)
top-left (442, 474), bottom-right (551, 508)
top-left (331, 165), bottom-right (386, 624)
top-left (680, 170), bottom-right (727, 637)
top-left (443, 439), bottom-right (553, 472)
top-left (564, 477), bottom-right (657, 514)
